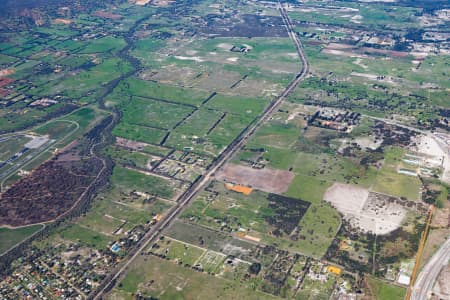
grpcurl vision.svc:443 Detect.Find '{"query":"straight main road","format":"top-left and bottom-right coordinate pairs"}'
top-left (90, 3), bottom-right (309, 298)
top-left (411, 237), bottom-right (450, 300)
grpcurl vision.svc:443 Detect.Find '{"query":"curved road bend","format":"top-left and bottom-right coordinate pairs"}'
top-left (91, 3), bottom-right (309, 299)
top-left (411, 237), bottom-right (450, 300)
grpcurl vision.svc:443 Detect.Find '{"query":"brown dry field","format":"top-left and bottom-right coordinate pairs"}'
top-left (216, 163), bottom-right (294, 194)
top-left (432, 207), bottom-right (450, 228)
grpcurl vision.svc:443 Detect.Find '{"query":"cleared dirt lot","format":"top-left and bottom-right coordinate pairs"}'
top-left (216, 163), bottom-right (294, 194)
top-left (324, 183), bottom-right (407, 235)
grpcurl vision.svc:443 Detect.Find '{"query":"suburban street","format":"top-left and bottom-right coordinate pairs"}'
top-left (411, 237), bottom-right (450, 300)
top-left (90, 3), bottom-right (309, 298)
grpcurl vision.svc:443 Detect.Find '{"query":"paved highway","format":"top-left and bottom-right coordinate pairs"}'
top-left (411, 237), bottom-right (450, 300)
top-left (90, 3), bottom-right (309, 298)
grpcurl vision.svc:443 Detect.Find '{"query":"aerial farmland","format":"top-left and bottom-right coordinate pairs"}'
top-left (0, 0), bottom-right (449, 299)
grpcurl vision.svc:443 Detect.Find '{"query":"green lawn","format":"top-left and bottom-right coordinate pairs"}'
top-left (119, 78), bottom-right (210, 106)
top-left (205, 94), bottom-right (268, 117)
top-left (112, 122), bottom-right (167, 145)
top-left (366, 276), bottom-right (406, 300)
top-left (121, 97), bottom-right (194, 130)
top-left (0, 225), bottom-right (43, 254)
top-left (111, 166), bottom-right (175, 199)
top-left (59, 224), bottom-right (112, 249)
top-left (372, 147), bottom-right (421, 201)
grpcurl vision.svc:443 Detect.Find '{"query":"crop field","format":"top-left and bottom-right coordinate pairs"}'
top-left (205, 93), bottom-right (268, 117)
top-left (113, 73), bottom-right (267, 156)
top-left (29, 58), bottom-right (133, 99)
top-left (112, 122), bottom-right (167, 145)
top-left (78, 36), bottom-right (126, 54)
top-left (169, 108), bottom-right (223, 137)
top-left (209, 114), bottom-right (254, 149)
top-left (121, 96), bottom-right (195, 130)
top-left (118, 78), bottom-right (210, 106)
top-left (0, 0), bottom-right (446, 299)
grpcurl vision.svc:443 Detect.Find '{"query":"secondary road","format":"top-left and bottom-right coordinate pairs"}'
top-left (90, 3), bottom-right (309, 298)
top-left (411, 237), bottom-right (450, 300)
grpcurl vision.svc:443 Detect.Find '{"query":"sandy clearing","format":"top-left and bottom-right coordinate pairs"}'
top-left (226, 57), bottom-right (239, 62)
top-left (350, 15), bottom-right (363, 23)
top-left (327, 43), bottom-right (355, 50)
top-left (286, 52), bottom-right (299, 58)
top-left (350, 72), bottom-right (379, 80)
top-left (413, 135), bottom-right (445, 157)
top-left (185, 50), bottom-right (198, 56)
top-left (338, 136), bottom-right (382, 153)
top-left (173, 55), bottom-right (204, 62)
top-left (216, 163), bottom-right (294, 194)
top-left (322, 49), bottom-right (366, 58)
top-left (324, 183), bottom-right (369, 214)
top-left (129, 0), bottom-right (151, 5)
top-left (217, 43), bottom-right (233, 50)
top-left (324, 183), bottom-right (407, 234)
top-left (410, 134), bottom-right (446, 178)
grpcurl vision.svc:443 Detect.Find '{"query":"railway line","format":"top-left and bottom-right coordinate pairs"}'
top-left (90, 3), bottom-right (309, 298)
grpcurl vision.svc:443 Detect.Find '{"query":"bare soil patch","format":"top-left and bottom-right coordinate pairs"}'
top-left (216, 163), bottom-right (294, 194)
top-left (324, 183), bottom-right (407, 235)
